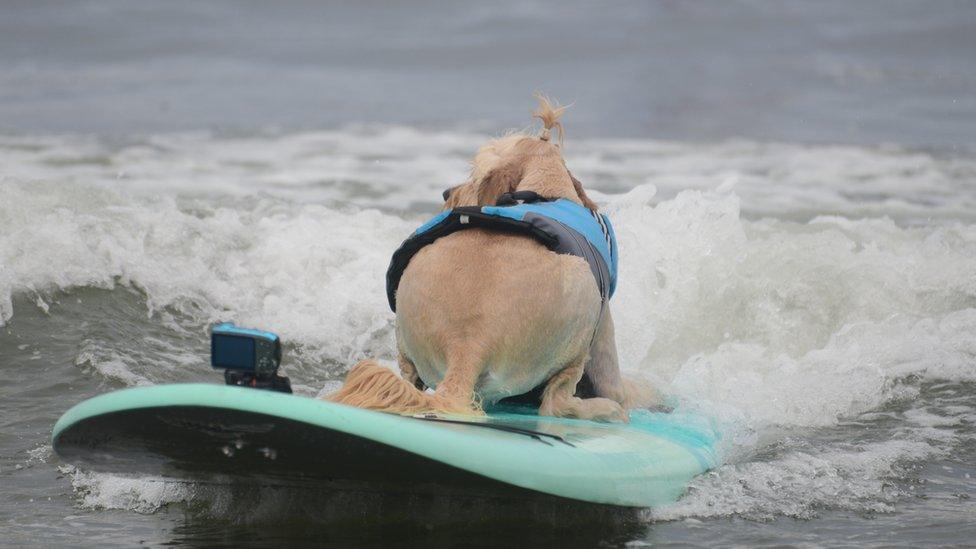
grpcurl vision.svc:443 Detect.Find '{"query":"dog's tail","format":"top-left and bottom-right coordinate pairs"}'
top-left (325, 359), bottom-right (481, 416)
top-left (532, 92), bottom-right (569, 147)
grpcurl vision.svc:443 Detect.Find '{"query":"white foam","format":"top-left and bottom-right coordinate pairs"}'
top-left (66, 467), bottom-right (196, 515)
top-left (649, 438), bottom-right (939, 521)
top-left (2, 129), bottom-right (974, 221)
top-left (599, 187), bottom-right (976, 518)
top-left (0, 179), bottom-right (414, 372)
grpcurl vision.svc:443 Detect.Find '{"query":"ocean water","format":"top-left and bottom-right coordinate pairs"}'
top-left (2, 1), bottom-right (975, 547)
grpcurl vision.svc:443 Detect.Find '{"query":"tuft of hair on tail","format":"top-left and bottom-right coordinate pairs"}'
top-left (325, 359), bottom-right (482, 416)
top-left (532, 92), bottom-right (570, 148)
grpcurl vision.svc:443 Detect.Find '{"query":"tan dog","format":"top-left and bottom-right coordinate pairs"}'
top-left (328, 96), bottom-right (654, 422)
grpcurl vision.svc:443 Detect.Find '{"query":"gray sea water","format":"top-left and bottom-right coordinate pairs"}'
top-left (2, 1), bottom-right (975, 546)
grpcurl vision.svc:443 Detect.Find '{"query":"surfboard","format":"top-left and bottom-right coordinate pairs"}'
top-left (52, 383), bottom-right (720, 508)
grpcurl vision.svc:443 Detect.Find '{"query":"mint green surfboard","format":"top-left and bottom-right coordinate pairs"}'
top-left (52, 384), bottom-right (719, 508)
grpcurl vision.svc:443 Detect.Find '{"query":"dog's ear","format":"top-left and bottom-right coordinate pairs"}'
top-left (570, 173), bottom-right (598, 211)
top-left (477, 163), bottom-right (522, 206)
top-left (443, 181), bottom-right (477, 210)
top-left (442, 185), bottom-right (457, 202)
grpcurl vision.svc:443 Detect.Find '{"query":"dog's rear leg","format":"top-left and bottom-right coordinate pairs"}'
top-left (585, 312), bottom-right (660, 409)
top-left (428, 346), bottom-right (484, 413)
top-left (398, 352), bottom-right (426, 390)
top-left (539, 355), bottom-right (628, 423)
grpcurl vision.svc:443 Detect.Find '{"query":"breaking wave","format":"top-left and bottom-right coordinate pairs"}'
top-left (3, 127), bottom-right (974, 520)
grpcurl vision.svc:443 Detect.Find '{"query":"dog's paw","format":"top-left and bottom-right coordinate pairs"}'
top-left (576, 397), bottom-right (629, 423)
top-left (540, 395), bottom-right (629, 423)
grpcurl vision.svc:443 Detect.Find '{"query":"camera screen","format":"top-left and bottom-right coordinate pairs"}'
top-left (212, 334), bottom-right (256, 371)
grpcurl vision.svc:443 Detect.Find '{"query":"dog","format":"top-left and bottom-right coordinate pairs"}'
top-left (327, 95), bottom-right (655, 422)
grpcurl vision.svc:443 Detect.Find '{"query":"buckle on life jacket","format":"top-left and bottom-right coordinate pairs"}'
top-left (495, 190), bottom-right (551, 206)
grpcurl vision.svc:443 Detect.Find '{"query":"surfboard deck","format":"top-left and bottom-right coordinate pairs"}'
top-left (52, 384), bottom-right (719, 508)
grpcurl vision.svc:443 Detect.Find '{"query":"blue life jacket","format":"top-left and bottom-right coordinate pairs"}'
top-left (386, 192), bottom-right (618, 312)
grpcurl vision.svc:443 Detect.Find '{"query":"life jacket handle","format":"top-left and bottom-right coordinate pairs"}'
top-left (494, 191), bottom-right (552, 206)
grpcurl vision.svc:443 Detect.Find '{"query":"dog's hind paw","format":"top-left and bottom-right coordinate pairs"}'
top-left (541, 396), bottom-right (629, 423)
top-left (586, 398), bottom-right (629, 423)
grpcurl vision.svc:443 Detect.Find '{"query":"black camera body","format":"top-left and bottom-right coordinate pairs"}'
top-left (211, 323), bottom-right (292, 393)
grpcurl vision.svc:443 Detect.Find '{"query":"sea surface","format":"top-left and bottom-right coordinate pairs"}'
top-left (1, 1), bottom-right (975, 547)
